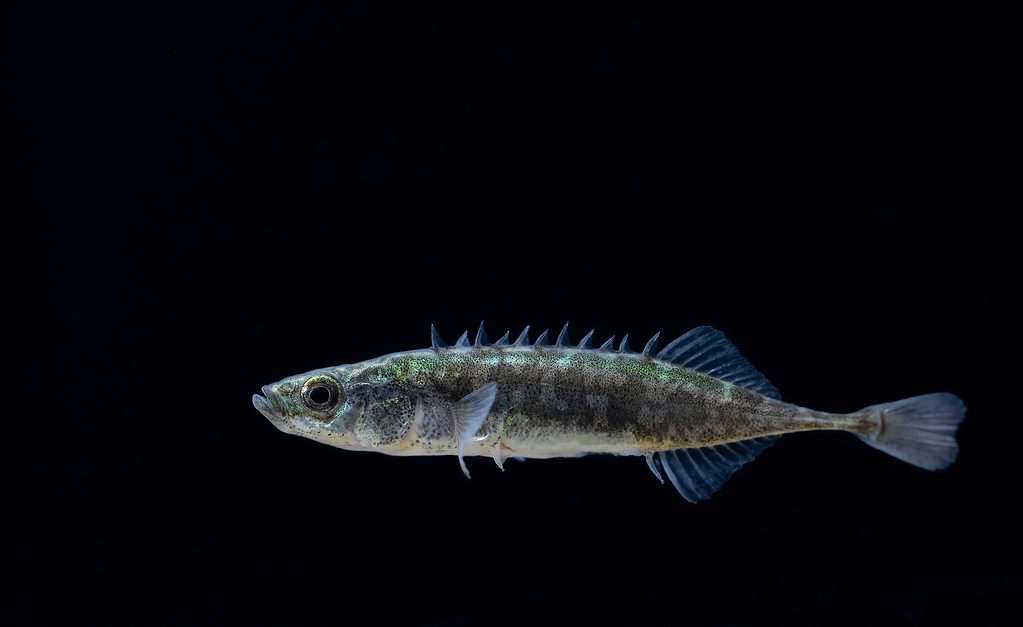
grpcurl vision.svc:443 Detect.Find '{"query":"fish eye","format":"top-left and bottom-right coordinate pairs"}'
top-left (301, 375), bottom-right (342, 413)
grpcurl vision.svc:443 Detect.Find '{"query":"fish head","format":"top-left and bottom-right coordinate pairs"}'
top-left (252, 367), bottom-right (366, 449)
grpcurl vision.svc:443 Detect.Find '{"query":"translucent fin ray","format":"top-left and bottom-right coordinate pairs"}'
top-left (645, 453), bottom-right (664, 484)
top-left (857, 393), bottom-right (966, 470)
top-left (513, 326), bottom-right (531, 346)
top-left (453, 382), bottom-right (498, 479)
top-left (655, 436), bottom-right (777, 502)
top-left (656, 326), bottom-right (780, 399)
top-left (642, 331), bottom-right (661, 358)
top-left (577, 329), bottom-right (595, 349)
top-left (430, 324), bottom-right (448, 349)
top-left (430, 325), bottom-right (774, 405)
top-left (556, 323), bottom-right (571, 347)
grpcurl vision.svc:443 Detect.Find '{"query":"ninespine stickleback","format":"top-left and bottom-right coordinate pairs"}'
top-left (252, 323), bottom-right (966, 502)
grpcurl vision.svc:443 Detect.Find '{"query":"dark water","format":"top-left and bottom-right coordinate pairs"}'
top-left (19, 1), bottom-right (1016, 625)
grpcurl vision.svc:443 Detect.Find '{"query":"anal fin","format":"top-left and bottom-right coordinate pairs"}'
top-left (656, 436), bottom-right (777, 502)
top-left (645, 453), bottom-right (664, 484)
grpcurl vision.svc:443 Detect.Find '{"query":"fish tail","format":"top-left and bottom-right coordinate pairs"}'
top-left (855, 393), bottom-right (966, 470)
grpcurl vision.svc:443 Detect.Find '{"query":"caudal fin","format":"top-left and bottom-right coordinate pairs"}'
top-left (857, 393), bottom-right (966, 470)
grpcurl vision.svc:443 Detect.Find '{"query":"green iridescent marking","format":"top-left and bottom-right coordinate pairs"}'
top-left (256, 325), bottom-right (965, 504)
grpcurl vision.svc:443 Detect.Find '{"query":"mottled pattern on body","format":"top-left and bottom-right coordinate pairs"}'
top-left (336, 346), bottom-right (845, 458)
top-left (252, 324), bottom-right (966, 502)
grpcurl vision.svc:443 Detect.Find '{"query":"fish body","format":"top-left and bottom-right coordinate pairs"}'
top-left (253, 324), bottom-right (965, 502)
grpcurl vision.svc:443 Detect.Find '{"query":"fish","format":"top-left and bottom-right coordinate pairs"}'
top-left (252, 323), bottom-right (966, 502)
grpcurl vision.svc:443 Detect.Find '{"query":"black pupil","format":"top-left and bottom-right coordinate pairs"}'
top-left (308, 385), bottom-right (332, 406)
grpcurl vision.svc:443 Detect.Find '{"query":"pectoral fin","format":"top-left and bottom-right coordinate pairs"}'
top-left (453, 382), bottom-right (498, 479)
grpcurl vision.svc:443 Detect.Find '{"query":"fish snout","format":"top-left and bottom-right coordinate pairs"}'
top-left (253, 385), bottom-right (290, 432)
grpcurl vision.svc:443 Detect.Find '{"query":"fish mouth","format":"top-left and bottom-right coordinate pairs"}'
top-left (253, 386), bottom-right (289, 432)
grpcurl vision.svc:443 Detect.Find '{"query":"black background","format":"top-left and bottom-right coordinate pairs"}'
top-left (17, 1), bottom-right (1018, 626)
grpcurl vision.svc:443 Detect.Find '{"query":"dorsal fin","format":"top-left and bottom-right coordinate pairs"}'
top-left (493, 330), bottom-right (511, 346)
top-left (474, 321), bottom-right (488, 347)
top-left (656, 437), bottom-right (777, 502)
top-left (454, 331), bottom-right (471, 347)
top-left (656, 326), bottom-right (780, 399)
top-left (555, 322), bottom-right (571, 347)
top-left (534, 329), bottom-right (550, 346)
top-left (598, 335), bottom-right (616, 350)
top-left (513, 326), bottom-right (531, 346)
top-left (642, 331), bottom-right (661, 358)
top-left (577, 329), bottom-right (595, 349)
top-left (618, 334), bottom-right (631, 352)
top-left (430, 324), bottom-right (448, 349)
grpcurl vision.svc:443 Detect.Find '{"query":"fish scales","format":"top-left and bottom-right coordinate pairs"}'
top-left (253, 324), bottom-right (966, 502)
top-left (363, 348), bottom-right (823, 458)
